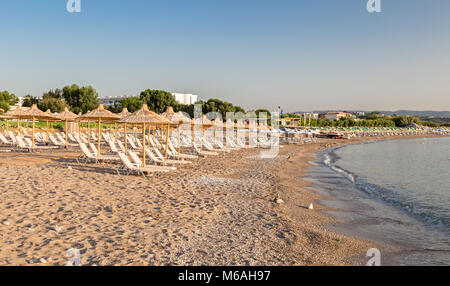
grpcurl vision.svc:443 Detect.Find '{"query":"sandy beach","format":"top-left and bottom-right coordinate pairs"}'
top-left (0, 135), bottom-right (445, 266)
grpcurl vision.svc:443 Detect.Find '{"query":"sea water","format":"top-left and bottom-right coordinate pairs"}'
top-left (306, 137), bottom-right (450, 265)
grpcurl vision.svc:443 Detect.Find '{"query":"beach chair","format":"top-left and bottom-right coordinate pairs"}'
top-left (200, 137), bottom-right (228, 153)
top-left (213, 139), bottom-right (232, 153)
top-left (116, 140), bottom-right (126, 152)
top-left (68, 133), bottom-right (78, 143)
top-left (108, 140), bottom-right (120, 153)
top-left (128, 151), bottom-right (176, 171)
top-left (149, 135), bottom-right (162, 149)
top-left (167, 139), bottom-right (198, 160)
top-left (49, 134), bottom-right (65, 147)
top-left (116, 152), bottom-right (172, 178)
top-left (7, 131), bottom-right (18, 145)
top-left (77, 143), bottom-right (120, 164)
top-left (192, 142), bottom-right (218, 156)
top-left (126, 136), bottom-right (139, 149)
top-left (0, 133), bottom-right (12, 146)
top-left (135, 137), bottom-right (142, 148)
top-left (144, 147), bottom-right (192, 166)
top-left (24, 137), bottom-right (58, 150)
top-left (153, 147), bottom-right (192, 165)
top-left (14, 136), bottom-right (32, 152)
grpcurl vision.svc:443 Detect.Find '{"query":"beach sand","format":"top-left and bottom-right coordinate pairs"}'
top-left (0, 135), bottom-right (442, 266)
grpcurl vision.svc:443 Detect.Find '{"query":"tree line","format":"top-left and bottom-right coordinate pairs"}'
top-left (283, 114), bottom-right (449, 128)
top-left (2, 85), bottom-right (248, 120)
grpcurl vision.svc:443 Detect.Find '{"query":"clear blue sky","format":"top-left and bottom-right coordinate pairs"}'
top-left (1, 0), bottom-right (449, 112)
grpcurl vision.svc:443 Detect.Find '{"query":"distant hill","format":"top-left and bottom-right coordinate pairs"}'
top-left (292, 110), bottom-right (450, 118)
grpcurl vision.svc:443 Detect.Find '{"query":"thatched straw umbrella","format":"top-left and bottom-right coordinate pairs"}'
top-left (56, 107), bottom-right (78, 147)
top-left (192, 115), bottom-right (213, 151)
top-left (116, 107), bottom-right (131, 152)
top-left (211, 118), bottom-right (225, 151)
top-left (118, 104), bottom-right (170, 167)
top-left (117, 107), bottom-right (130, 149)
top-left (0, 114), bottom-right (12, 133)
top-left (6, 106), bottom-right (26, 135)
top-left (161, 107), bottom-right (192, 153)
top-left (79, 104), bottom-right (120, 157)
top-left (44, 109), bottom-right (60, 141)
top-left (18, 104), bottom-right (54, 148)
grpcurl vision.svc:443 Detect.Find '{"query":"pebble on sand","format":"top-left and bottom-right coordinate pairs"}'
top-left (53, 225), bottom-right (62, 232)
top-left (308, 203), bottom-right (314, 210)
top-left (2, 220), bottom-right (10, 226)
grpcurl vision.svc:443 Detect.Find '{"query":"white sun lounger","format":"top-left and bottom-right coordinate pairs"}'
top-left (116, 152), bottom-right (171, 178)
top-left (128, 151), bottom-right (176, 171)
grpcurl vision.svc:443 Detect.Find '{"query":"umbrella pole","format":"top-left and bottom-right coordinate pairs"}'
top-left (164, 123), bottom-right (170, 160)
top-left (191, 124), bottom-right (195, 148)
top-left (98, 118), bottom-right (101, 158)
top-left (142, 122), bottom-right (146, 167)
top-left (214, 126), bottom-right (216, 151)
top-left (88, 120), bottom-right (90, 143)
top-left (32, 116), bottom-right (35, 149)
top-left (124, 123), bottom-right (127, 152)
top-left (65, 120), bottom-right (68, 147)
top-left (178, 126), bottom-right (181, 154)
top-left (147, 126), bottom-right (150, 149)
top-left (6, 119), bottom-right (8, 133)
top-left (200, 126), bottom-right (203, 152)
top-left (46, 120), bottom-right (49, 141)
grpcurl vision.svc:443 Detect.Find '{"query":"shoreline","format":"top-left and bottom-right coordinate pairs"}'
top-left (0, 134), bottom-right (448, 265)
top-left (296, 134), bottom-right (450, 265)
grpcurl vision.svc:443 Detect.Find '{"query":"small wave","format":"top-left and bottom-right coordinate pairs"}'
top-left (322, 149), bottom-right (449, 235)
top-left (323, 153), bottom-right (356, 184)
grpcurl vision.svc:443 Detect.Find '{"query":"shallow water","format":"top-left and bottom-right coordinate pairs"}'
top-left (306, 137), bottom-right (450, 266)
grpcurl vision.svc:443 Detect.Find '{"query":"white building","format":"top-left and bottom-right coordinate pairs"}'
top-left (172, 93), bottom-right (198, 105)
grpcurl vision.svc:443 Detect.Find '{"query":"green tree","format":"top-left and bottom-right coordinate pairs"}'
top-left (0, 91), bottom-right (18, 111)
top-left (139, 89), bottom-right (178, 113)
top-left (22, 95), bottom-right (40, 107)
top-left (38, 93), bottom-right (68, 113)
top-left (0, 101), bottom-right (9, 112)
top-left (197, 98), bottom-right (245, 119)
top-left (62, 84), bottom-right (99, 114)
top-left (110, 96), bottom-right (144, 113)
top-left (392, 116), bottom-right (420, 127)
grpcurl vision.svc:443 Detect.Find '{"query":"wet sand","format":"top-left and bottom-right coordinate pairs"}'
top-left (0, 135), bottom-right (444, 265)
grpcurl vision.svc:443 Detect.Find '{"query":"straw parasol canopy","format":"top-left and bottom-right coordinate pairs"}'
top-left (19, 104), bottom-right (55, 148)
top-left (0, 111), bottom-right (13, 133)
top-left (119, 104), bottom-right (170, 166)
top-left (56, 107), bottom-right (79, 146)
top-left (192, 115), bottom-right (213, 127)
top-left (118, 104), bottom-right (169, 125)
top-left (211, 119), bottom-right (226, 151)
top-left (160, 106), bottom-right (191, 125)
top-left (57, 107), bottom-right (78, 121)
top-left (80, 104), bottom-right (120, 157)
top-left (43, 109), bottom-right (60, 141)
top-left (160, 107), bottom-right (193, 153)
top-left (6, 106), bottom-right (25, 117)
top-left (118, 107), bottom-right (130, 119)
